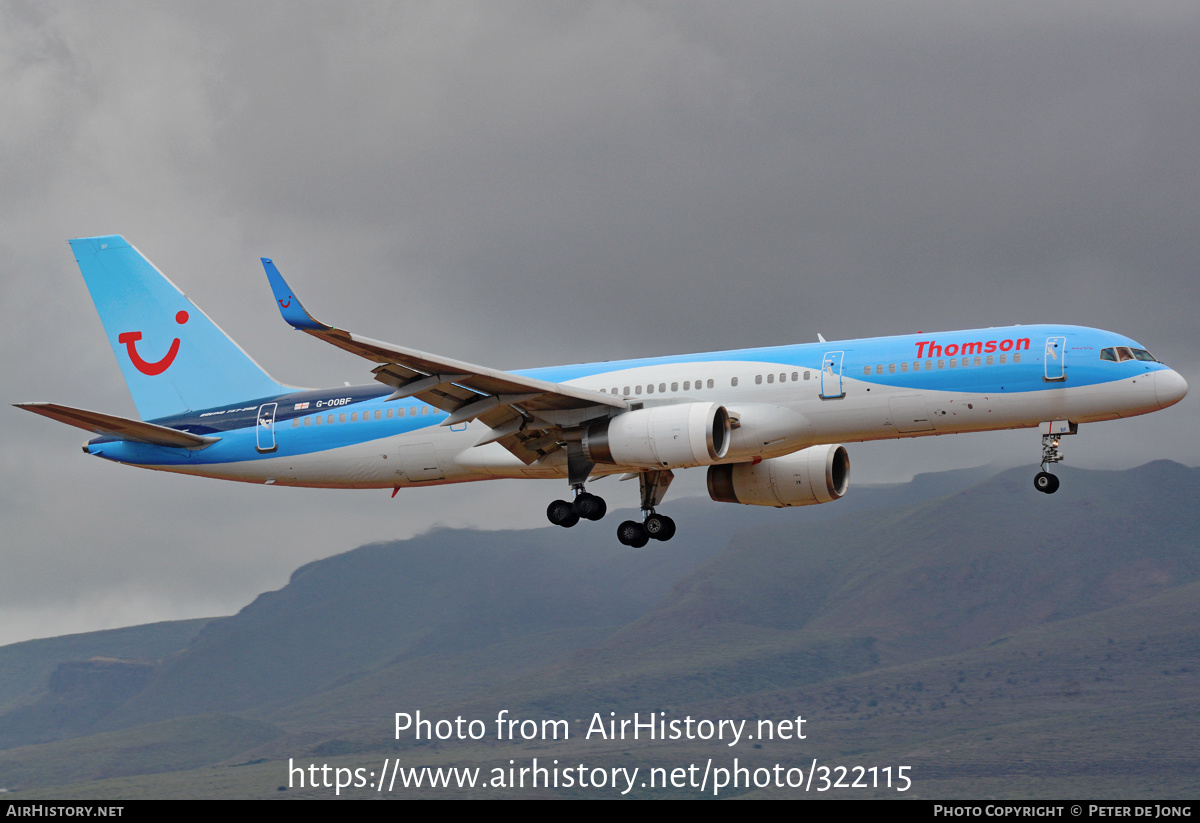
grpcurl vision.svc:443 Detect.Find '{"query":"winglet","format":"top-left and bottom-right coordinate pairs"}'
top-left (261, 258), bottom-right (331, 332)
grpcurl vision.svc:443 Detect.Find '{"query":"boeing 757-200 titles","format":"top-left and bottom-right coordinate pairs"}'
top-left (18, 236), bottom-right (1189, 546)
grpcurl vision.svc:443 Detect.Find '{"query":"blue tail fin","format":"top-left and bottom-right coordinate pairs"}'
top-left (70, 236), bottom-right (289, 421)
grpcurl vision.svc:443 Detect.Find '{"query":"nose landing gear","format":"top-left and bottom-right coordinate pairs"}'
top-left (1034, 420), bottom-right (1076, 494)
top-left (1033, 471), bottom-right (1060, 494)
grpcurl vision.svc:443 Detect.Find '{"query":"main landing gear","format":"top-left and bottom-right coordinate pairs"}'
top-left (617, 469), bottom-right (677, 547)
top-left (1033, 420), bottom-right (1077, 495)
top-left (547, 439), bottom-right (609, 528)
top-left (546, 489), bottom-right (607, 528)
top-left (545, 468), bottom-right (679, 546)
top-left (617, 512), bottom-right (676, 548)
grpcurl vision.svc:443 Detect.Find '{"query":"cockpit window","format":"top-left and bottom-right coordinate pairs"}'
top-left (1100, 347), bottom-right (1159, 363)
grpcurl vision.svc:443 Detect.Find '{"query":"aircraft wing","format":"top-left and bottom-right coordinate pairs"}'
top-left (15, 403), bottom-right (220, 450)
top-left (261, 259), bottom-right (628, 463)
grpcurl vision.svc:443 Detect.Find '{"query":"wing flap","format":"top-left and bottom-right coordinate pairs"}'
top-left (16, 403), bottom-right (219, 450)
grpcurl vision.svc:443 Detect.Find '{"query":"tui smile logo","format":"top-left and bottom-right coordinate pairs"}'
top-left (278, 296), bottom-right (292, 309)
top-left (118, 311), bottom-right (188, 375)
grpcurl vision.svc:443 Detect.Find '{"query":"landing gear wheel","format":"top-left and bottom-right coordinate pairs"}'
top-left (617, 520), bottom-right (649, 548)
top-left (573, 492), bottom-right (607, 521)
top-left (547, 499), bottom-right (580, 527)
top-left (643, 513), bottom-right (676, 541)
top-left (1033, 472), bottom-right (1060, 494)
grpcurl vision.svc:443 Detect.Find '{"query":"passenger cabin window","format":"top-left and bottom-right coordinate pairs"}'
top-left (756, 375), bottom-right (763, 384)
top-left (863, 366), bottom-right (870, 376)
top-left (792, 372), bottom-right (799, 381)
top-left (707, 379), bottom-right (714, 389)
top-left (731, 377), bottom-right (738, 387)
top-left (803, 371), bottom-right (811, 380)
top-left (888, 363), bottom-right (896, 373)
top-left (767, 373), bottom-right (774, 384)
top-left (671, 382), bottom-right (678, 392)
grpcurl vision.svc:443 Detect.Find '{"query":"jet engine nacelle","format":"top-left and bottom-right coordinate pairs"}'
top-left (584, 402), bottom-right (731, 469)
top-left (707, 444), bottom-right (849, 507)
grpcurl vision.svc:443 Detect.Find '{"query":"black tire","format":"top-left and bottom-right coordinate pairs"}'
top-left (573, 492), bottom-right (607, 521)
top-left (617, 519), bottom-right (648, 546)
top-left (644, 513), bottom-right (676, 541)
top-left (1034, 472), bottom-right (1057, 494)
top-left (547, 499), bottom-right (578, 526)
top-left (588, 495), bottom-right (607, 521)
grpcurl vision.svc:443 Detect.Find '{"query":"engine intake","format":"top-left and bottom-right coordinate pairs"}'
top-left (707, 444), bottom-right (849, 507)
top-left (584, 402), bottom-right (731, 468)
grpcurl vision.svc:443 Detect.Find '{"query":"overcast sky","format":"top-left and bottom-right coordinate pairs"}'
top-left (3, 1), bottom-right (1197, 646)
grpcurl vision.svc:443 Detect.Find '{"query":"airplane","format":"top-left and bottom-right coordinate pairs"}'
top-left (17, 236), bottom-right (1189, 547)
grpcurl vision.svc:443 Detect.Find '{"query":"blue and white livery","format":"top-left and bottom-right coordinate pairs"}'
top-left (18, 236), bottom-right (1189, 546)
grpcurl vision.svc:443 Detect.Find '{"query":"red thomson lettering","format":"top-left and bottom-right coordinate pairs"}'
top-left (918, 336), bottom-right (1024, 358)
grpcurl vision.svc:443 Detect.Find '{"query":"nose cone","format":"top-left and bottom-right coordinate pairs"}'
top-left (1155, 369), bottom-right (1189, 409)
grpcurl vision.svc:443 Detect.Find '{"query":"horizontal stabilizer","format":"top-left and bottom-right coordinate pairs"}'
top-left (15, 403), bottom-right (219, 450)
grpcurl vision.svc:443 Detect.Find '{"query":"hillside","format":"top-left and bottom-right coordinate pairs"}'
top-left (1, 461), bottom-right (1196, 798)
